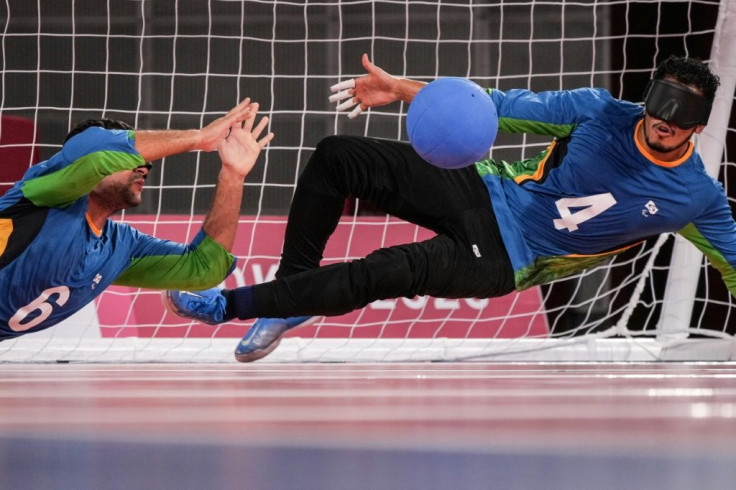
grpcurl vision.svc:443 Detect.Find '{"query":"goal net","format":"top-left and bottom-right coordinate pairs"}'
top-left (1, 0), bottom-right (735, 362)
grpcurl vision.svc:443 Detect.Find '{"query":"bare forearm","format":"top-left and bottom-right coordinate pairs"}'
top-left (134, 130), bottom-right (202, 162)
top-left (202, 166), bottom-right (244, 252)
top-left (201, 105), bottom-right (273, 251)
top-left (395, 78), bottom-right (426, 103)
top-left (133, 99), bottom-right (254, 162)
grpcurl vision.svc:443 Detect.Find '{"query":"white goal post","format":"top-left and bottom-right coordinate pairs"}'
top-left (659, 0), bottom-right (736, 340)
top-left (1, 0), bottom-right (735, 362)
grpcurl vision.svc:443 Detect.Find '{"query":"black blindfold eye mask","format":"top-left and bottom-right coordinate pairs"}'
top-left (643, 79), bottom-right (712, 129)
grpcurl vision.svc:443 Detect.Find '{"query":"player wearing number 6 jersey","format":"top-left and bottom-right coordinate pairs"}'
top-left (0, 99), bottom-right (274, 339)
top-left (165, 55), bottom-right (735, 363)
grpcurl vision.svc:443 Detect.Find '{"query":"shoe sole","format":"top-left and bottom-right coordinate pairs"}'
top-left (234, 316), bottom-right (321, 363)
top-left (234, 339), bottom-right (282, 363)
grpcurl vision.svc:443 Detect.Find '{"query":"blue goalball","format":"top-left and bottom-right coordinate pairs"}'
top-left (406, 77), bottom-right (498, 169)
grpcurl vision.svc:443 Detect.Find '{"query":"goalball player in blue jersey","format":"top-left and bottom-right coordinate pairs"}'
top-left (0, 98), bottom-right (273, 339)
top-left (165, 55), bottom-right (735, 363)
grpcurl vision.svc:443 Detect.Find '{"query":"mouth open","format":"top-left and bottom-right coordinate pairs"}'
top-left (654, 123), bottom-right (674, 137)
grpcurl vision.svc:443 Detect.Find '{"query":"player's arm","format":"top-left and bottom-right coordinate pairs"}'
top-left (486, 87), bottom-right (608, 138)
top-left (201, 105), bottom-right (274, 251)
top-left (132, 98), bottom-right (271, 252)
top-left (678, 202), bottom-right (736, 298)
top-left (129, 103), bottom-right (274, 256)
top-left (329, 53), bottom-right (591, 135)
top-left (20, 99), bottom-right (258, 209)
top-left (133, 98), bottom-right (256, 162)
top-left (113, 229), bottom-right (236, 290)
top-left (20, 128), bottom-right (145, 208)
top-left (329, 53), bottom-right (426, 118)
top-left (115, 102), bottom-right (274, 289)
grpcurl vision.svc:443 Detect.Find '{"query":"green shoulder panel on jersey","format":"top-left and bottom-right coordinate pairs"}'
top-left (112, 235), bottom-right (236, 290)
top-left (497, 117), bottom-right (576, 138)
top-left (21, 150), bottom-right (146, 208)
top-left (679, 222), bottom-right (736, 297)
top-left (485, 88), bottom-right (577, 138)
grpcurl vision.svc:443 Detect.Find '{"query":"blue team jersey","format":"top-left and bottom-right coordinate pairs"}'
top-left (0, 127), bottom-right (235, 339)
top-left (475, 87), bottom-right (736, 293)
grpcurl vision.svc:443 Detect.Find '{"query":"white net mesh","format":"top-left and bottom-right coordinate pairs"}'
top-left (1, 0), bottom-right (734, 362)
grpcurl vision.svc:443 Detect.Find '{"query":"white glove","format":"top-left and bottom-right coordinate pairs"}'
top-left (329, 79), bottom-right (363, 119)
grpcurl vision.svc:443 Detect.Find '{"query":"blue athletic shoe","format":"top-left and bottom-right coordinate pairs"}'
top-left (235, 316), bottom-right (317, 362)
top-left (162, 288), bottom-right (228, 325)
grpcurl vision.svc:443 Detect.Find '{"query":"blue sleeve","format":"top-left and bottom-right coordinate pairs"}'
top-left (20, 127), bottom-right (145, 208)
top-left (112, 228), bottom-right (237, 290)
top-left (24, 127), bottom-right (138, 180)
top-left (487, 87), bottom-right (625, 137)
top-left (61, 127), bottom-right (138, 165)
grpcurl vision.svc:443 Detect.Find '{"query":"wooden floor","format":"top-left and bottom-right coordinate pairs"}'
top-left (2, 362), bottom-right (736, 489)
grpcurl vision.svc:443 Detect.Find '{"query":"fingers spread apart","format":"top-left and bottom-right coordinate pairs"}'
top-left (328, 78), bottom-right (363, 119)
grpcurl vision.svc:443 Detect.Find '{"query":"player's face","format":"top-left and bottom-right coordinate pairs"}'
top-left (90, 165), bottom-right (150, 210)
top-left (640, 113), bottom-right (704, 161)
top-left (640, 77), bottom-right (707, 161)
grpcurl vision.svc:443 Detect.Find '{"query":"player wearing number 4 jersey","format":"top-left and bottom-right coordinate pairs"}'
top-left (165, 55), bottom-right (736, 363)
top-left (0, 99), bottom-right (273, 339)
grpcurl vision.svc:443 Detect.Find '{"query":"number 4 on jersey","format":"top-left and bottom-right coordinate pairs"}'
top-left (554, 193), bottom-right (616, 232)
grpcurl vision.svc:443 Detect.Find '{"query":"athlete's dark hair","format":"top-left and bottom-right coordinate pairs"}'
top-left (653, 56), bottom-right (720, 102)
top-left (64, 118), bottom-right (134, 144)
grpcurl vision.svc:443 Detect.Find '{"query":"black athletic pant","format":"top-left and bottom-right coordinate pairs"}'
top-left (247, 135), bottom-right (515, 319)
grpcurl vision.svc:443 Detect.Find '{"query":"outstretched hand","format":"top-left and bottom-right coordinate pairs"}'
top-left (198, 98), bottom-right (258, 152)
top-left (329, 54), bottom-right (426, 119)
top-left (329, 54), bottom-right (403, 119)
top-left (132, 97), bottom-right (275, 163)
top-left (200, 103), bottom-right (274, 251)
top-left (217, 103), bottom-right (274, 179)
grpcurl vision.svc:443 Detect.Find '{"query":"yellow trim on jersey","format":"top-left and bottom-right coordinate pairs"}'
top-left (633, 119), bottom-right (694, 168)
top-left (566, 240), bottom-right (643, 258)
top-left (0, 218), bottom-right (12, 256)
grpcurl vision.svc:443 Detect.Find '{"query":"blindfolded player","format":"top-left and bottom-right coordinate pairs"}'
top-left (166, 55), bottom-right (731, 363)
